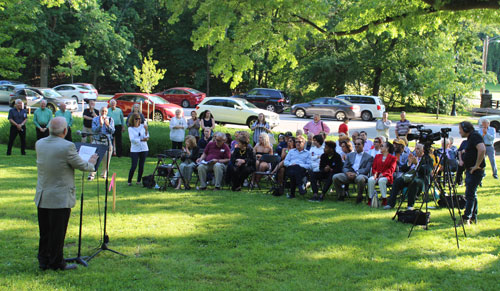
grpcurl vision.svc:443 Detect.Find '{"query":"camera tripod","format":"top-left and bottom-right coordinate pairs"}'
top-left (408, 138), bottom-right (466, 249)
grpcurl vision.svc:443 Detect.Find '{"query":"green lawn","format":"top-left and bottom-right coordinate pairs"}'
top-left (1, 143), bottom-right (499, 289)
top-left (388, 112), bottom-right (478, 125)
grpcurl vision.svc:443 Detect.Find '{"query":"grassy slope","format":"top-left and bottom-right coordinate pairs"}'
top-left (0, 144), bottom-right (499, 290)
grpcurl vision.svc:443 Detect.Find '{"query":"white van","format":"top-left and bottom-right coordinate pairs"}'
top-left (335, 95), bottom-right (385, 121)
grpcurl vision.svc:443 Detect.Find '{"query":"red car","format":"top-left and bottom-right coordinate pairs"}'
top-left (108, 93), bottom-right (183, 122)
top-left (155, 87), bottom-right (206, 108)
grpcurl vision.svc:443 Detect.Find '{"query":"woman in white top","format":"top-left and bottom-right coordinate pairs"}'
top-left (128, 113), bottom-right (149, 186)
top-left (169, 109), bottom-right (187, 149)
top-left (251, 132), bottom-right (274, 187)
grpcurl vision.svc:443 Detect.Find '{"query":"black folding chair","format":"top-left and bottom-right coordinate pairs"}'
top-left (251, 154), bottom-right (281, 191)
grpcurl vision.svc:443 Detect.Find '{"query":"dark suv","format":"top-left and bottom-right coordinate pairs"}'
top-left (235, 88), bottom-right (290, 113)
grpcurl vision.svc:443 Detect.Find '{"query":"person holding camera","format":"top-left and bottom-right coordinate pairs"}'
top-left (175, 135), bottom-right (199, 190)
top-left (383, 143), bottom-right (433, 210)
top-left (459, 121), bottom-right (486, 225)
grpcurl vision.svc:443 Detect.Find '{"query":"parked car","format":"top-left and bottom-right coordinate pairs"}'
top-left (291, 97), bottom-right (360, 121)
top-left (195, 97), bottom-right (280, 128)
top-left (234, 88), bottom-right (290, 113)
top-left (154, 87), bottom-right (206, 108)
top-left (9, 87), bottom-right (78, 112)
top-left (0, 80), bottom-right (25, 86)
top-left (334, 95), bottom-right (385, 121)
top-left (0, 83), bottom-right (27, 103)
top-left (73, 83), bottom-right (98, 96)
top-left (479, 115), bottom-right (500, 132)
top-left (53, 84), bottom-right (98, 103)
top-left (108, 93), bottom-right (183, 122)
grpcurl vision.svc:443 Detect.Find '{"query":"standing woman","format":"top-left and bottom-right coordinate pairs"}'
top-left (200, 110), bottom-right (215, 136)
top-left (187, 111), bottom-right (201, 141)
top-left (128, 113), bottom-right (149, 186)
top-left (170, 109), bottom-right (187, 149)
top-left (251, 113), bottom-right (271, 145)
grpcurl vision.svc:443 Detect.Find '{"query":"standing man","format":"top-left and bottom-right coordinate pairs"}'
top-left (376, 112), bottom-right (391, 140)
top-left (89, 106), bottom-right (115, 180)
top-left (55, 103), bottom-right (73, 141)
top-left (7, 99), bottom-right (27, 155)
top-left (303, 114), bottom-right (330, 136)
top-left (82, 100), bottom-right (99, 143)
top-left (35, 117), bottom-right (98, 270)
top-left (459, 121), bottom-right (486, 225)
top-left (33, 100), bottom-right (53, 140)
top-left (108, 99), bottom-right (125, 157)
top-left (480, 119), bottom-right (498, 179)
top-left (395, 111), bottom-right (411, 137)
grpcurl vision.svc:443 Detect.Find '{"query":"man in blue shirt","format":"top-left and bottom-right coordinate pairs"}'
top-left (480, 119), bottom-right (498, 179)
top-left (7, 99), bottom-right (27, 155)
top-left (88, 106), bottom-right (115, 180)
top-left (283, 135), bottom-right (311, 198)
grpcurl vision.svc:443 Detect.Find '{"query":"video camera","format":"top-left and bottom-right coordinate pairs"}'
top-left (406, 125), bottom-right (452, 145)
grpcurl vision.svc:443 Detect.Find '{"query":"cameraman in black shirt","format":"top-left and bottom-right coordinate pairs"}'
top-left (458, 121), bottom-right (486, 225)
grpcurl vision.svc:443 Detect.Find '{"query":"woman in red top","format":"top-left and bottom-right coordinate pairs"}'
top-left (338, 119), bottom-right (349, 135)
top-left (367, 141), bottom-right (397, 206)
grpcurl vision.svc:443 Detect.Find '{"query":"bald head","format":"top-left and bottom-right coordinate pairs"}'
top-left (49, 117), bottom-right (67, 137)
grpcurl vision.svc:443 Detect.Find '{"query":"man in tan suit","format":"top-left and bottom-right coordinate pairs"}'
top-left (35, 117), bottom-right (98, 271)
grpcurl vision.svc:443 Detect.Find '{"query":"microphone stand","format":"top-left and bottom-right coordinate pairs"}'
top-left (65, 172), bottom-right (90, 266)
top-left (88, 133), bottom-right (126, 261)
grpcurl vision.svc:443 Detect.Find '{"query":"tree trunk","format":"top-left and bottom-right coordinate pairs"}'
top-left (40, 56), bottom-right (49, 87)
top-left (372, 66), bottom-right (383, 96)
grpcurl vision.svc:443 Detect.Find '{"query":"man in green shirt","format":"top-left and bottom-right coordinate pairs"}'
top-left (108, 99), bottom-right (125, 157)
top-left (34, 100), bottom-right (53, 140)
top-left (55, 103), bottom-right (73, 142)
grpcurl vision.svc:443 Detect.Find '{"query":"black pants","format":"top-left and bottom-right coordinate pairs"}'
top-left (64, 126), bottom-right (72, 142)
top-left (172, 141), bottom-right (183, 149)
top-left (310, 171), bottom-right (332, 195)
top-left (113, 125), bottom-right (123, 157)
top-left (36, 126), bottom-right (49, 140)
top-left (129, 151), bottom-right (148, 183)
top-left (37, 207), bottom-right (71, 270)
top-left (285, 165), bottom-right (307, 195)
top-left (7, 125), bottom-right (26, 155)
top-left (227, 164), bottom-right (254, 189)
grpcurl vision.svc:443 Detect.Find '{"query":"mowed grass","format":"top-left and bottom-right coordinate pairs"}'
top-left (387, 112), bottom-right (478, 126)
top-left (1, 143), bottom-right (500, 290)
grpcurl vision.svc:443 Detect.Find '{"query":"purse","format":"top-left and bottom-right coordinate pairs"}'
top-left (371, 191), bottom-right (379, 208)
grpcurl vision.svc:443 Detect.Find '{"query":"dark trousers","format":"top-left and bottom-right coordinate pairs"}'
top-left (64, 126), bottom-right (72, 142)
top-left (464, 170), bottom-right (483, 220)
top-left (388, 176), bottom-right (425, 208)
top-left (7, 125), bottom-right (26, 155)
top-left (227, 164), bottom-right (254, 189)
top-left (172, 141), bottom-right (183, 149)
top-left (128, 151), bottom-right (148, 183)
top-left (113, 125), bottom-right (123, 157)
top-left (36, 126), bottom-right (49, 140)
top-left (285, 165), bottom-right (307, 195)
top-left (455, 164), bottom-right (465, 184)
top-left (37, 207), bottom-right (71, 270)
top-left (310, 171), bottom-right (332, 195)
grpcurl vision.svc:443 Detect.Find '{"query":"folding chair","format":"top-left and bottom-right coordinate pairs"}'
top-left (251, 154), bottom-right (281, 190)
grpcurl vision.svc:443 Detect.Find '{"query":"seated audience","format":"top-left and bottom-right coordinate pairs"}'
top-left (309, 140), bottom-right (343, 202)
top-left (283, 136), bottom-right (311, 198)
top-left (384, 143), bottom-right (433, 210)
top-left (198, 128), bottom-right (212, 150)
top-left (252, 133), bottom-right (274, 187)
top-left (175, 135), bottom-right (200, 190)
top-left (360, 131), bottom-right (373, 152)
top-left (393, 138), bottom-right (410, 178)
top-left (367, 141), bottom-right (397, 206)
top-left (339, 139), bottom-right (353, 161)
top-left (227, 136), bottom-right (256, 191)
top-left (368, 136), bottom-right (383, 157)
top-left (332, 138), bottom-right (374, 202)
top-left (306, 132), bottom-right (314, 150)
top-left (196, 132), bottom-right (231, 190)
top-left (271, 137), bottom-right (296, 193)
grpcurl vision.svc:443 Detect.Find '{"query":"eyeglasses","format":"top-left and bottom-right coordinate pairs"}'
top-left (134, 118), bottom-right (141, 121)
top-left (355, 143), bottom-right (362, 146)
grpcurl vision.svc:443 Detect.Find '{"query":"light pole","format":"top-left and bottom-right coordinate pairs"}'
top-left (481, 35), bottom-right (500, 94)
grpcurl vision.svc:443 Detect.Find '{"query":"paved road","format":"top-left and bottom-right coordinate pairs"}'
top-left (0, 101), bottom-right (470, 144)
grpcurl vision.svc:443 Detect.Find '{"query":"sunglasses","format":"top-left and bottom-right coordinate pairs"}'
top-left (355, 143), bottom-right (362, 146)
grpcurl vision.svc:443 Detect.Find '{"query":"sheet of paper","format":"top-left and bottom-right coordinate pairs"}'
top-left (79, 145), bottom-right (96, 162)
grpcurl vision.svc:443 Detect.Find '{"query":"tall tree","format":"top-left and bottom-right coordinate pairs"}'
top-left (54, 41), bottom-right (89, 83)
